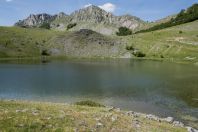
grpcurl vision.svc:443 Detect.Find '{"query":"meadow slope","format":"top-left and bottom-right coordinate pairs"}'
top-left (124, 20), bottom-right (198, 64)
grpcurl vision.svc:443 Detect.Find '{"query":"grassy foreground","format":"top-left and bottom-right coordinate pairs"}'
top-left (0, 100), bottom-right (187, 132)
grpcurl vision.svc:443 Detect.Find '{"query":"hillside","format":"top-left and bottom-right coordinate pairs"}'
top-left (144, 15), bottom-right (176, 30)
top-left (48, 29), bottom-right (128, 58)
top-left (137, 4), bottom-right (198, 33)
top-left (0, 27), bottom-right (59, 58)
top-left (1, 20), bottom-right (198, 63)
top-left (0, 27), bottom-right (129, 58)
top-left (124, 20), bottom-right (198, 63)
top-left (15, 5), bottom-right (146, 35)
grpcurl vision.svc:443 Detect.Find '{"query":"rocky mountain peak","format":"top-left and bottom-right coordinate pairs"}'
top-left (57, 12), bottom-right (68, 19)
top-left (15, 13), bottom-right (56, 27)
top-left (70, 5), bottom-right (113, 23)
top-left (14, 5), bottom-right (146, 34)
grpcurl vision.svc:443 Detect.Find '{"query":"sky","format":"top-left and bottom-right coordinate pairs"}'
top-left (0, 0), bottom-right (197, 26)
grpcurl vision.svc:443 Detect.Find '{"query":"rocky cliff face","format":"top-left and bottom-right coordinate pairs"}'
top-left (15, 5), bottom-right (146, 34)
top-left (70, 5), bottom-right (145, 30)
top-left (15, 13), bottom-right (56, 27)
top-left (115, 15), bottom-right (145, 30)
top-left (70, 5), bottom-right (114, 24)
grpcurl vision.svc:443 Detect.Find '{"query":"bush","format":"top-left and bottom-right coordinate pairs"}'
top-left (41, 50), bottom-right (50, 56)
top-left (75, 100), bottom-right (105, 107)
top-left (116, 27), bottom-right (132, 36)
top-left (40, 23), bottom-right (50, 29)
top-left (179, 31), bottom-right (183, 34)
top-left (133, 51), bottom-right (146, 57)
top-left (67, 23), bottom-right (77, 30)
top-left (160, 55), bottom-right (164, 58)
top-left (126, 45), bottom-right (134, 51)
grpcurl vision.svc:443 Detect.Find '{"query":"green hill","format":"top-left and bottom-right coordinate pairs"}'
top-left (0, 27), bottom-right (128, 58)
top-left (124, 20), bottom-right (198, 63)
top-left (0, 27), bottom-right (59, 58)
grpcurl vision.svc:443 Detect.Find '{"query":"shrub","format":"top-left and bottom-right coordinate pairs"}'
top-left (41, 50), bottom-right (50, 56)
top-left (116, 27), bottom-right (132, 36)
top-left (75, 100), bottom-right (105, 107)
top-left (160, 55), bottom-right (164, 58)
top-left (179, 31), bottom-right (183, 34)
top-left (126, 45), bottom-right (134, 51)
top-left (40, 23), bottom-right (50, 29)
top-left (42, 40), bottom-right (46, 43)
top-left (67, 23), bottom-right (77, 30)
top-left (133, 51), bottom-right (146, 57)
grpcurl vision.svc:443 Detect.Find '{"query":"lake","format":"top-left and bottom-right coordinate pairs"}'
top-left (0, 59), bottom-right (197, 127)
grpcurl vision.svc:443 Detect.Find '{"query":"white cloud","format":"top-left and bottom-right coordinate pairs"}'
top-left (99, 3), bottom-right (116, 12)
top-left (84, 3), bottom-right (92, 8)
top-left (6, 0), bottom-right (13, 2)
top-left (83, 3), bottom-right (116, 13)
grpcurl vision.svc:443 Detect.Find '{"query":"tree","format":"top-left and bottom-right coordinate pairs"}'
top-left (40, 23), bottom-right (50, 29)
top-left (67, 23), bottom-right (77, 30)
top-left (116, 27), bottom-right (132, 36)
top-left (41, 50), bottom-right (50, 56)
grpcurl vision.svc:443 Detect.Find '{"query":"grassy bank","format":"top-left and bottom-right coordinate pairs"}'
top-left (124, 20), bottom-right (198, 64)
top-left (0, 100), bottom-right (188, 132)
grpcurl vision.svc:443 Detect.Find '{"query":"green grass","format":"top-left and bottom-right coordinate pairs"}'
top-left (124, 20), bottom-right (198, 63)
top-left (0, 100), bottom-right (187, 132)
top-left (0, 26), bottom-right (60, 58)
top-left (75, 100), bottom-right (105, 107)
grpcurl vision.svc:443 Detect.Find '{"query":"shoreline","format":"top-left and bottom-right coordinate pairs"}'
top-left (0, 99), bottom-right (197, 131)
top-left (0, 56), bottom-right (197, 65)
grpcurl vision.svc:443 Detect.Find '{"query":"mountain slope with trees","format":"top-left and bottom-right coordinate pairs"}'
top-left (136, 4), bottom-right (198, 33)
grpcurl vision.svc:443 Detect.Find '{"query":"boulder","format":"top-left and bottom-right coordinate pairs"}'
top-left (164, 117), bottom-right (174, 123)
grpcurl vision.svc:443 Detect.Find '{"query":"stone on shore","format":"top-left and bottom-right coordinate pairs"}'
top-left (164, 117), bottom-right (174, 123)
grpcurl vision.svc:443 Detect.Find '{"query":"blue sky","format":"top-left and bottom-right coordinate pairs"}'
top-left (0, 0), bottom-right (197, 26)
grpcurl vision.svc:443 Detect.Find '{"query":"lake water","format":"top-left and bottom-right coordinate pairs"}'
top-left (0, 59), bottom-right (197, 127)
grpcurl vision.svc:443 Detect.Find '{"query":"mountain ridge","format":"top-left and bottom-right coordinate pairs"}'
top-left (15, 5), bottom-right (146, 35)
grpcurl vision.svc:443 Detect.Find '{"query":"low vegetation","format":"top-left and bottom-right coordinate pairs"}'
top-left (39, 23), bottom-right (51, 29)
top-left (75, 100), bottom-right (105, 107)
top-left (132, 51), bottom-right (146, 57)
top-left (41, 49), bottom-right (50, 56)
top-left (67, 23), bottom-right (77, 30)
top-left (116, 27), bottom-right (132, 36)
top-left (125, 45), bottom-right (146, 57)
top-left (126, 45), bottom-right (134, 51)
top-left (0, 100), bottom-right (187, 131)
